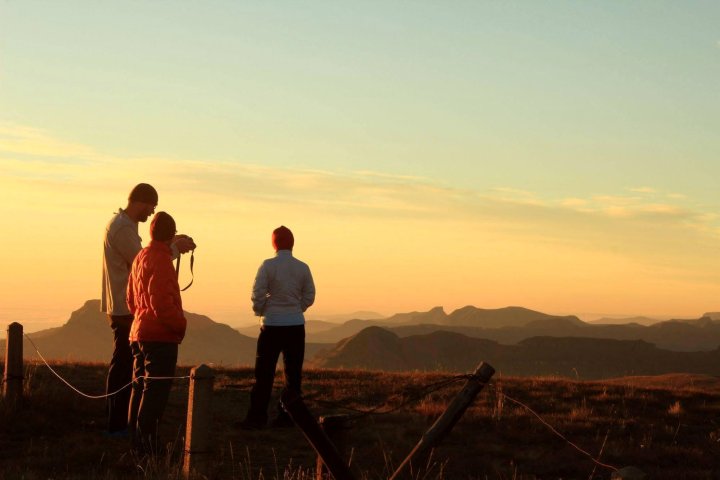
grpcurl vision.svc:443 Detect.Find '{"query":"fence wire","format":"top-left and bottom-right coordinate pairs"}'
top-left (16, 334), bottom-right (619, 473)
top-left (486, 382), bottom-right (619, 473)
top-left (306, 373), bottom-right (474, 420)
top-left (23, 333), bottom-right (190, 400)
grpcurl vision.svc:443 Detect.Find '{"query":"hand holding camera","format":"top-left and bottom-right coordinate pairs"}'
top-left (173, 234), bottom-right (196, 254)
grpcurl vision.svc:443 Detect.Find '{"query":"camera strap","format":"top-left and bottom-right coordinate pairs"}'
top-left (175, 249), bottom-right (195, 292)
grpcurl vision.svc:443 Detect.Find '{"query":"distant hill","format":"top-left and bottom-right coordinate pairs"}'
top-left (446, 305), bottom-right (584, 328)
top-left (381, 305), bottom-right (584, 328)
top-left (305, 306), bottom-right (585, 343)
top-left (10, 302), bottom-right (720, 371)
top-left (387, 318), bottom-right (720, 352)
top-left (384, 306), bottom-right (449, 324)
top-left (237, 319), bottom-right (340, 338)
top-left (310, 311), bottom-right (385, 322)
top-left (303, 306), bottom-right (720, 351)
top-left (237, 311), bottom-right (386, 339)
top-left (7, 300), bottom-right (328, 366)
top-left (588, 316), bottom-right (660, 326)
top-left (309, 327), bottom-right (720, 379)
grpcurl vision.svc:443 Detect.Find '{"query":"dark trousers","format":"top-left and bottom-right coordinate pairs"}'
top-left (106, 314), bottom-right (133, 433)
top-left (128, 341), bottom-right (178, 454)
top-left (246, 325), bottom-right (305, 423)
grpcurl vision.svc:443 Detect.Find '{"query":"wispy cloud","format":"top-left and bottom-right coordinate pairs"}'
top-left (560, 198), bottom-right (588, 207)
top-left (0, 123), bottom-right (98, 159)
top-left (2, 123), bottom-right (718, 266)
top-left (628, 186), bottom-right (656, 194)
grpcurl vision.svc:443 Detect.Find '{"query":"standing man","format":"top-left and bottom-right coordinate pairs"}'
top-left (101, 183), bottom-right (194, 436)
top-left (127, 211), bottom-right (187, 454)
top-left (240, 225), bottom-right (316, 429)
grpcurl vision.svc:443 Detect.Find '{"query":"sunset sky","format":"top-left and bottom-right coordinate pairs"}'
top-left (1, 2), bottom-right (719, 331)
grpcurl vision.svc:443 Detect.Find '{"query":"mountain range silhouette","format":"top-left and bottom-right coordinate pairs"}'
top-left (4, 301), bottom-right (720, 378)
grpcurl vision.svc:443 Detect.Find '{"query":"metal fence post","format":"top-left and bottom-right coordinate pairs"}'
top-left (183, 364), bottom-right (214, 479)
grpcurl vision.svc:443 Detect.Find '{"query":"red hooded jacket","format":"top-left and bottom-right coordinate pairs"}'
top-left (127, 240), bottom-right (186, 343)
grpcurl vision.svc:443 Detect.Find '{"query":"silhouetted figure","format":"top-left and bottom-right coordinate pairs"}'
top-left (127, 212), bottom-right (187, 454)
top-left (101, 184), bottom-right (194, 436)
top-left (240, 226), bottom-right (316, 429)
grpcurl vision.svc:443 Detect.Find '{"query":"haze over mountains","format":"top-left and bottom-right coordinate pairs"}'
top-left (9, 300), bottom-right (326, 366)
top-left (588, 316), bottom-right (660, 327)
top-left (292, 306), bottom-right (720, 352)
top-left (5, 301), bottom-right (720, 379)
top-left (308, 327), bottom-right (720, 378)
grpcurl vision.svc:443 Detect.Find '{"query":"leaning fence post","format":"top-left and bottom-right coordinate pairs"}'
top-left (281, 388), bottom-right (357, 480)
top-left (3, 322), bottom-right (23, 409)
top-left (389, 362), bottom-right (496, 480)
top-left (316, 414), bottom-right (352, 480)
top-left (183, 364), bottom-right (214, 480)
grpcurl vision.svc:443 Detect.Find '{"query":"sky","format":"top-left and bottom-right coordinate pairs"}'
top-left (1, 1), bottom-right (719, 331)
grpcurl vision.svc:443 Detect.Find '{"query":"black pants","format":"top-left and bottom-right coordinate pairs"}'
top-left (128, 341), bottom-right (178, 454)
top-left (106, 314), bottom-right (133, 433)
top-left (246, 325), bottom-right (305, 423)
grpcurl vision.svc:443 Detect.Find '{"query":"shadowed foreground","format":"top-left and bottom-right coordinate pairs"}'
top-left (1, 362), bottom-right (719, 479)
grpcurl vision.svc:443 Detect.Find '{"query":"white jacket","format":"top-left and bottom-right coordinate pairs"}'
top-left (251, 250), bottom-right (315, 326)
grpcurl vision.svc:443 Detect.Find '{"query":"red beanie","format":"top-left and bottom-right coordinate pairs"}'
top-left (150, 212), bottom-right (176, 242)
top-left (272, 226), bottom-right (294, 251)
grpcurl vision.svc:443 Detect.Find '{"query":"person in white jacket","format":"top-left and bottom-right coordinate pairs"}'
top-left (239, 225), bottom-right (315, 429)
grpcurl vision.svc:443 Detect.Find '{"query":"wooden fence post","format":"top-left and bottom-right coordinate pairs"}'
top-left (183, 364), bottom-right (214, 479)
top-left (316, 414), bottom-right (352, 480)
top-left (281, 388), bottom-right (357, 480)
top-left (389, 362), bottom-right (495, 480)
top-left (3, 322), bottom-right (23, 409)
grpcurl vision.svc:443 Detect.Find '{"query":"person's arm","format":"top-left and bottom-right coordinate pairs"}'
top-left (148, 256), bottom-right (185, 331)
top-left (251, 263), bottom-right (269, 316)
top-left (301, 267), bottom-right (316, 312)
top-left (126, 260), bottom-right (138, 314)
top-left (113, 226), bottom-right (142, 266)
top-left (171, 235), bottom-right (196, 260)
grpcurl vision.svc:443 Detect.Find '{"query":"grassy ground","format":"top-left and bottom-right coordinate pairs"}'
top-left (1, 361), bottom-right (719, 479)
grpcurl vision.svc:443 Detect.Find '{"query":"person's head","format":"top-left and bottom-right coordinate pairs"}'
top-left (150, 211), bottom-right (176, 243)
top-left (127, 183), bottom-right (158, 222)
top-left (272, 225), bottom-right (294, 251)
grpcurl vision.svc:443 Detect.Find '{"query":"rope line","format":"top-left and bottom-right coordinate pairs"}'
top-left (489, 383), bottom-right (619, 472)
top-left (23, 333), bottom-right (190, 400)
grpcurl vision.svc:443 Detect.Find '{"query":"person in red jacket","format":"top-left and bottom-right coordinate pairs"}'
top-left (126, 211), bottom-right (187, 454)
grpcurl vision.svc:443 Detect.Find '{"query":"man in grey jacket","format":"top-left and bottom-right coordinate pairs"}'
top-left (101, 183), bottom-right (194, 436)
top-left (240, 225), bottom-right (316, 429)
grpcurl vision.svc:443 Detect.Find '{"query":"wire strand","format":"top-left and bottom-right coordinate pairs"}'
top-left (19, 335), bottom-right (620, 473)
top-left (24, 333), bottom-right (190, 400)
top-left (308, 374), bottom-right (470, 419)
top-left (490, 383), bottom-right (619, 472)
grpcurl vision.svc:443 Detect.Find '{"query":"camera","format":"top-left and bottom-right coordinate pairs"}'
top-left (175, 234), bottom-right (196, 253)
